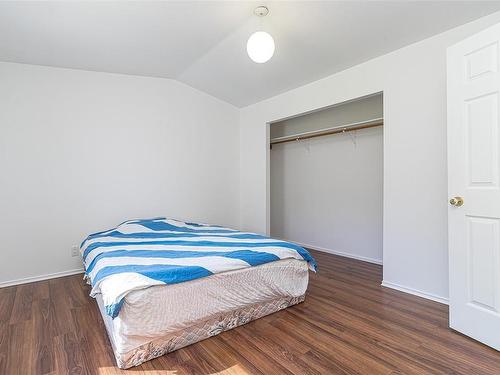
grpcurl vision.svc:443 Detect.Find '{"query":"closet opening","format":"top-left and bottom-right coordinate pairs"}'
top-left (268, 92), bottom-right (384, 266)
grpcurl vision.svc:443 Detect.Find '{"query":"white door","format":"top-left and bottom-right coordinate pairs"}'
top-left (447, 23), bottom-right (500, 350)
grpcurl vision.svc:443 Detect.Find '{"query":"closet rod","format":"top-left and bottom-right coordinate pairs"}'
top-left (270, 117), bottom-right (383, 146)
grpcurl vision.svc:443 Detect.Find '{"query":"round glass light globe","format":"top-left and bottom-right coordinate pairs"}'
top-left (246, 31), bottom-right (275, 63)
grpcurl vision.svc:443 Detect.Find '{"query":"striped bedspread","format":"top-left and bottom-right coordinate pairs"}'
top-left (80, 217), bottom-right (316, 318)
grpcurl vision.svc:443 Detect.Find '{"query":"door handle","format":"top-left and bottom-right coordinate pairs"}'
top-left (449, 196), bottom-right (464, 207)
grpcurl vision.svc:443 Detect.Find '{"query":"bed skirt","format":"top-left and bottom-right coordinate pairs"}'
top-left (110, 294), bottom-right (305, 369)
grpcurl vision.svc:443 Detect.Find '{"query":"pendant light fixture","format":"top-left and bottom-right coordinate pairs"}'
top-left (247, 6), bottom-right (275, 63)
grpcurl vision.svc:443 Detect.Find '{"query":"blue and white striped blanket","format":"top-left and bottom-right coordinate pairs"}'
top-left (81, 217), bottom-right (316, 318)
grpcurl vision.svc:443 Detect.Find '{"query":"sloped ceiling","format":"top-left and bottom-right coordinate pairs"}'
top-left (1, 1), bottom-right (500, 107)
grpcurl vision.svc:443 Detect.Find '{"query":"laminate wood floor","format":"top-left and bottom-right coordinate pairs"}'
top-left (1, 250), bottom-right (499, 374)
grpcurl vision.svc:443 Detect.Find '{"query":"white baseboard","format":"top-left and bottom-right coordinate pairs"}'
top-left (286, 238), bottom-right (447, 305)
top-left (0, 268), bottom-right (84, 288)
top-left (381, 280), bottom-right (449, 305)
top-left (290, 240), bottom-right (383, 265)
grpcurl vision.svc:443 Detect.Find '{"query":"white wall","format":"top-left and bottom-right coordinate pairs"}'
top-left (270, 95), bottom-right (383, 264)
top-left (270, 94), bottom-right (383, 138)
top-left (0, 62), bottom-right (239, 285)
top-left (239, 12), bottom-right (500, 302)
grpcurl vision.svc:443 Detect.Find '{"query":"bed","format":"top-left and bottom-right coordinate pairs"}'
top-left (81, 217), bottom-right (316, 369)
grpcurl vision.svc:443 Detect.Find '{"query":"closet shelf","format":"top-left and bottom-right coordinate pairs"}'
top-left (270, 117), bottom-right (383, 146)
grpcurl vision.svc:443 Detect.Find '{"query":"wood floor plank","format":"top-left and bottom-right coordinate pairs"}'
top-left (9, 283), bottom-right (34, 324)
top-left (53, 332), bottom-right (90, 375)
top-left (0, 250), bottom-right (499, 374)
top-left (219, 329), bottom-right (296, 375)
top-left (0, 286), bottom-right (16, 324)
top-left (5, 321), bottom-right (36, 375)
top-left (48, 279), bottom-right (77, 336)
top-left (32, 298), bottom-right (55, 375)
top-left (0, 322), bottom-right (8, 374)
top-left (235, 321), bottom-right (322, 375)
top-left (270, 312), bottom-right (394, 375)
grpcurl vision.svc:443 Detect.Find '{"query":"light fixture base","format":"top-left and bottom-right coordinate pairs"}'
top-left (254, 6), bottom-right (269, 17)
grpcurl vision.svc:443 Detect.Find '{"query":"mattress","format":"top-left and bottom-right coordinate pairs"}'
top-left (96, 258), bottom-right (309, 368)
top-left (83, 217), bottom-right (316, 319)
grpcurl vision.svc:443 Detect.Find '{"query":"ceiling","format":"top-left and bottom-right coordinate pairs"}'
top-left (1, 1), bottom-right (500, 107)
